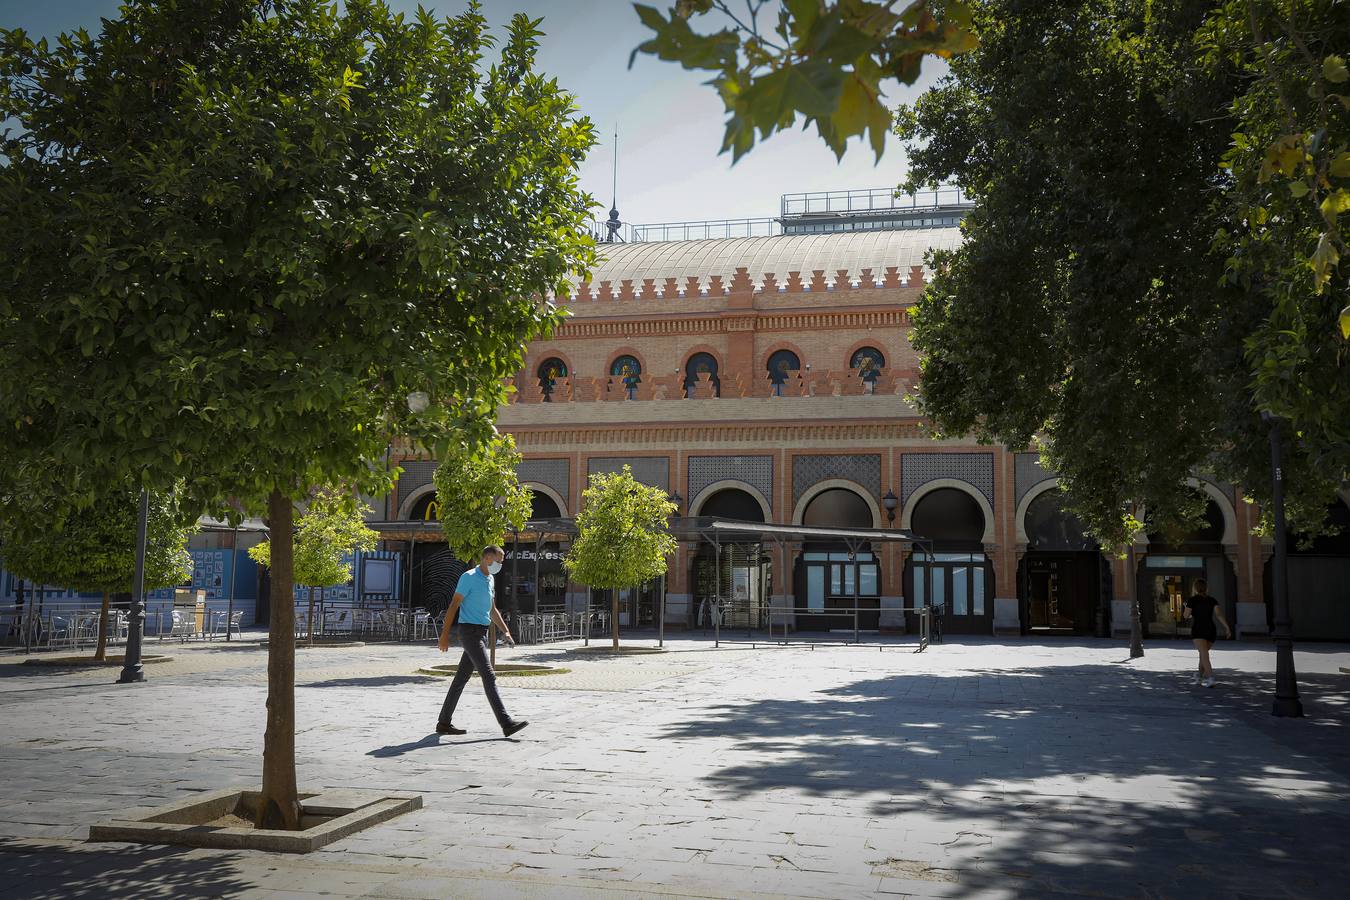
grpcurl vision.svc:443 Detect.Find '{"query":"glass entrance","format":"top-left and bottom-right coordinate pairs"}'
top-left (691, 545), bottom-right (770, 630)
top-left (909, 551), bottom-right (992, 634)
top-left (796, 552), bottom-right (880, 631)
top-left (1142, 557), bottom-right (1205, 638)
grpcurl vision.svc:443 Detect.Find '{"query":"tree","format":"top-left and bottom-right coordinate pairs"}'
top-left (564, 467), bottom-right (677, 649)
top-left (0, 1), bottom-right (594, 829)
top-left (0, 484), bottom-right (193, 660)
top-left (1202, 1), bottom-right (1350, 494)
top-left (248, 489), bottom-right (377, 645)
top-left (895, 0), bottom-right (1347, 548)
top-left (631, 0), bottom-right (977, 160)
top-left (431, 432), bottom-right (533, 565)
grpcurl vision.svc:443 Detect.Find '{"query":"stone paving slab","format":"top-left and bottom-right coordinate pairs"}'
top-left (1, 637), bottom-right (1349, 897)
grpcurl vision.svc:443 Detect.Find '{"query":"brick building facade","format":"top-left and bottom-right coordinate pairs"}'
top-left (387, 197), bottom-right (1350, 641)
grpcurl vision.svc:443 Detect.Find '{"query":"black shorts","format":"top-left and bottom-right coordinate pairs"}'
top-left (1193, 627), bottom-right (1217, 643)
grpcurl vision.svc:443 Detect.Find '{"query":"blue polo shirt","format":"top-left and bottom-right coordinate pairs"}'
top-left (455, 567), bottom-right (494, 626)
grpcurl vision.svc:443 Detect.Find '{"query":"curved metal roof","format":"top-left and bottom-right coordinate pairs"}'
top-left (576, 227), bottom-right (962, 294)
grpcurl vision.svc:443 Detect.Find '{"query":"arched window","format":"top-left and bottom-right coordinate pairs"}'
top-left (536, 357), bottom-right (567, 400)
top-left (850, 346), bottom-right (885, 383)
top-left (610, 355), bottom-right (642, 399)
top-left (684, 352), bottom-right (720, 398)
top-left (530, 492), bottom-right (561, 520)
top-left (766, 349), bottom-right (801, 395)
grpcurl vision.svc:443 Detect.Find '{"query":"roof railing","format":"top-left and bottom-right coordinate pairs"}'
top-left (780, 185), bottom-right (971, 218)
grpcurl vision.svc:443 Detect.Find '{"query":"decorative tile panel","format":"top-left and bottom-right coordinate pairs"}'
top-left (587, 456), bottom-right (670, 492)
top-left (396, 460), bottom-right (438, 505)
top-left (687, 456), bottom-right (774, 509)
top-left (902, 453), bottom-right (995, 507)
top-left (517, 458), bottom-right (570, 503)
top-left (792, 454), bottom-right (881, 504)
top-left (1015, 452), bottom-right (1055, 506)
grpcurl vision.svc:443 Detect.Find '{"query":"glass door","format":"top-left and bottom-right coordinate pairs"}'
top-left (911, 552), bottom-right (992, 634)
top-left (1142, 557), bottom-right (1205, 638)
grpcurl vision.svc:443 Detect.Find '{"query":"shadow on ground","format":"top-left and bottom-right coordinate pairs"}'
top-left (659, 663), bottom-right (1349, 899)
top-left (0, 838), bottom-right (250, 898)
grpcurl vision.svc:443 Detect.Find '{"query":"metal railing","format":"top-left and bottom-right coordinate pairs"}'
top-left (693, 601), bottom-right (943, 652)
top-left (780, 186), bottom-right (970, 217)
top-left (630, 217), bottom-right (782, 243)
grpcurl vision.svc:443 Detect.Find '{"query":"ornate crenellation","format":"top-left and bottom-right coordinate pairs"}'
top-left (560, 265), bottom-right (924, 302)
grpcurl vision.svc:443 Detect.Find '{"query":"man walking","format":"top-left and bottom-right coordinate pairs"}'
top-left (436, 545), bottom-right (529, 737)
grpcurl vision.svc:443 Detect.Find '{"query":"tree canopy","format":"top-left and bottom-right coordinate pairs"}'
top-left (0, 484), bottom-right (193, 596)
top-left (565, 467), bottom-right (678, 590)
top-left (0, 0), bottom-right (596, 517)
top-left (632, 0), bottom-right (977, 160)
top-left (431, 432), bottom-right (532, 562)
top-left (896, 0), bottom-right (1348, 546)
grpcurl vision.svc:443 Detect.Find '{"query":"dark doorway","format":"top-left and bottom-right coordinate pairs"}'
top-left (794, 488), bottom-right (879, 631)
top-left (905, 487), bottom-right (992, 634)
top-left (1020, 490), bottom-right (1107, 635)
top-left (1142, 497), bottom-right (1234, 639)
top-left (691, 488), bottom-right (768, 629)
top-left (1267, 498), bottom-right (1350, 640)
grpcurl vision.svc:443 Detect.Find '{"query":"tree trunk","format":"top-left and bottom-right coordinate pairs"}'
top-left (93, 592), bottom-right (110, 662)
top-left (258, 489), bottom-right (300, 830)
top-left (307, 586), bottom-right (315, 646)
top-left (611, 588), bottom-right (620, 650)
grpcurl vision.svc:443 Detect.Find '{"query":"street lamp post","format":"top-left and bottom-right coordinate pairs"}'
top-left (117, 488), bottom-right (150, 684)
top-left (1263, 413), bottom-right (1304, 718)
top-left (882, 490), bottom-right (899, 525)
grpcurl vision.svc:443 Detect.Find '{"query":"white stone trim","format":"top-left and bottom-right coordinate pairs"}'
top-left (523, 482), bottom-right (569, 518)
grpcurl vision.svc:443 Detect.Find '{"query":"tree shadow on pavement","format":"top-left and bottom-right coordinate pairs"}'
top-left (0, 838), bottom-right (250, 899)
top-left (660, 663), bottom-right (1349, 899)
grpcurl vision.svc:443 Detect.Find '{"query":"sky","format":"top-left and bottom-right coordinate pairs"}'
top-left (0, 0), bottom-right (947, 225)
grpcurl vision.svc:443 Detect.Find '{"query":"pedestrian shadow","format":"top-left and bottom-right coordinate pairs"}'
top-left (367, 734), bottom-right (514, 757)
top-left (302, 675), bottom-right (437, 689)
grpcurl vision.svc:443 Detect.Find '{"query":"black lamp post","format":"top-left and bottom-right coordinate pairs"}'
top-left (1262, 411), bottom-right (1304, 718)
top-left (117, 487), bottom-right (150, 684)
top-left (882, 490), bottom-right (899, 525)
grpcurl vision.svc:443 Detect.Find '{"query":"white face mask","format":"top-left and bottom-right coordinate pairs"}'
top-left (487, 560), bottom-right (502, 576)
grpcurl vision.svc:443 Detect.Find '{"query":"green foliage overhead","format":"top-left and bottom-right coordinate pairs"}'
top-left (0, 0), bottom-right (596, 520)
top-left (0, 483), bottom-right (193, 594)
top-left (248, 488), bottom-right (377, 589)
top-left (431, 432), bottom-right (532, 562)
top-left (897, 0), bottom-right (1346, 548)
top-left (1203, 0), bottom-right (1350, 483)
top-left (564, 467), bottom-right (677, 590)
top-left (631, 0), bottom-right (977, 161)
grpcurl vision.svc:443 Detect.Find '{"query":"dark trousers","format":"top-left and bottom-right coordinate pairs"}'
top-left (438, 623), bottom-right (511, 728)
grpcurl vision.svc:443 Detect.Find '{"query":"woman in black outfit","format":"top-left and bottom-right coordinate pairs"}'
top-left (1184, 578), bottom-right (1231, 687)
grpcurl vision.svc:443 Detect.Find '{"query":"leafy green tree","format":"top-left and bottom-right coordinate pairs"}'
top-left (564, 467), bottom-right (677, 649)
top-left (896, 0), bottom-right (1346, 547)
top-left (0, 1), bottom-right (593, 829)
top-left (431, 432), bottom-right (533, 565)
top-left (248, 489), bottom-right (377, 645)
top-left (632, 0), bottom-right (977, 160)
top-left (0, 485), bottom-right (193, 660)
top-left (1202, 1), bottom-right (1350, 497)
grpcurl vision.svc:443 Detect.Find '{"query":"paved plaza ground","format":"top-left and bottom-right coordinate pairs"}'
top-left (0, 632), bottom-right (1347, 899)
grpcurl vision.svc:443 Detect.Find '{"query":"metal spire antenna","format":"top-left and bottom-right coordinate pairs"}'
top-left (605, 128), bottom-right (624, 243)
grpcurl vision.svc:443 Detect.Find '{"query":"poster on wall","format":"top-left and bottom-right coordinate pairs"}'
top-left (148, 549), bottom-right (233, 601)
